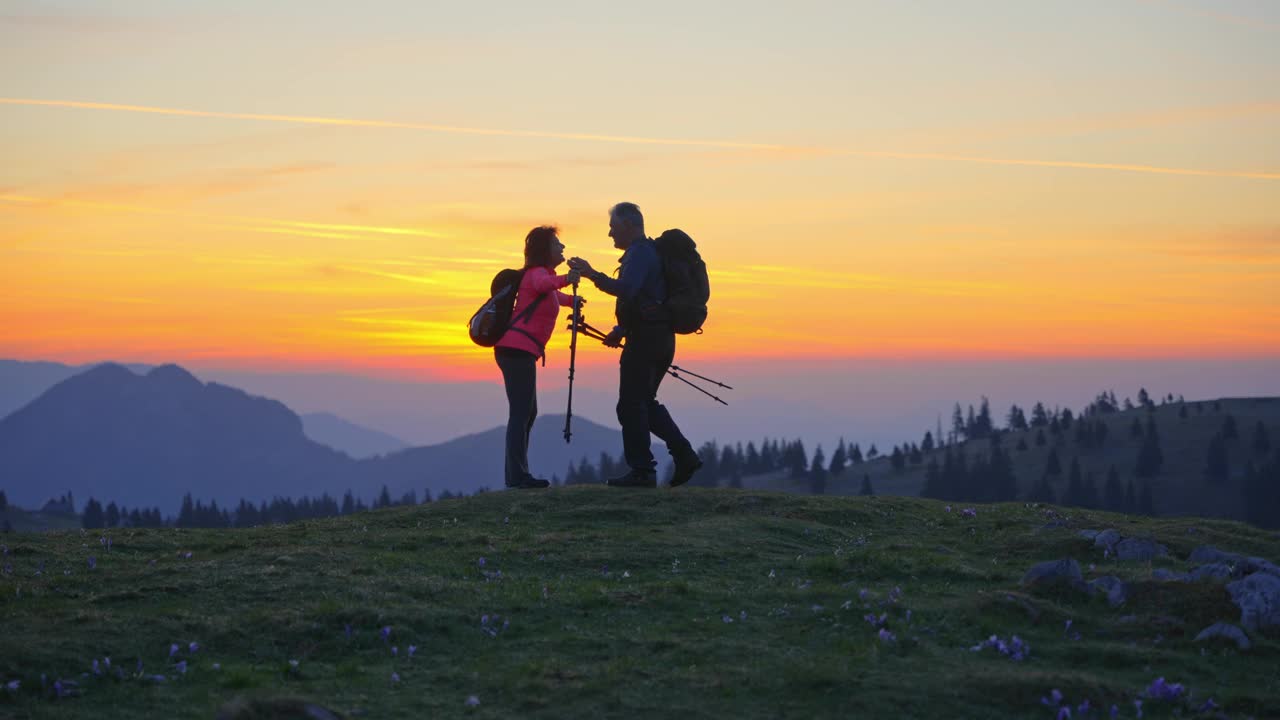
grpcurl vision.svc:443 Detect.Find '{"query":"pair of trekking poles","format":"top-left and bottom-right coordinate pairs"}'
top-left (562, 280), bottom-right (733, 443)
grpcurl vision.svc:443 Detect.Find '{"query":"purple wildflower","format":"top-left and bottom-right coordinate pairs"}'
top-left (392, 646), bottom-right (399, 656)
top-left (1133, 699), bottom-right (1143, 718)
top-left (945, 505), bottom-right (952, 512)
top-left (176, 661), bottom-right (187, 675)
top-left (477, 557), bottom-right (486, 568)
top-left (408, 645), bottom-right (417, 659)
top-left (1077, 699), bottom-right (1090, 714)
top-left (961, 507), bottom-right (977, 518)
top-left (88, 557), bottom-right (96, 570)
top-left (381, 625), bottom-right (392, 642)
top-left (1198, 698), bottom-right (1218, 712)
top-left (1064, 619), bottom-right (1072, 635)
top-left (188, 642), bottom-right (199, 653)
top-left (212, 663), bottom-right (221, 670)
top-left (148, 674), bottom-right (166, 683)
top-left (721, 615), bottom-right (734, 624)
top-left (1145, 677), bottom-right (1184, 701)
top-left (887, 586), bottom-right (903, 604)
top-left (1109, 705), bottom-right (1119, 718)
top-left (465, 695), bottom-right (480, 707)
top-left (1042, 689), bottom-right (1064, 707)
top-left (5, 680), bottom-right (18, 691)
top-left (92, 660), bottom-right (101, 676)
top-left (344, 623), bottom-right (352, 639)
top-left (877, 628), bottom-right (895, 643)
top-left (169, 644), bottom-right (179, 658)
top-left (1056, 707), bottom-right (1071, 720)
top-left (391, 672), bottom-right (400, 683)
top-left (103, 657), bottom-right (110, 669)
top-left (858, 588), bottom-right (869, 600)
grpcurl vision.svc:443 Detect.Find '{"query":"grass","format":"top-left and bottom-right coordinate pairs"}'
top-left (1, 488), bottom-right (1277, 719)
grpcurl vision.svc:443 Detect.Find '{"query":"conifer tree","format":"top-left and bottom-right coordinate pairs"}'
top-left (1242, 452), bottom-right (1280, 529)
top-left (1035, 428), bottom-right (1047, 447)
top-left (177, 493), bottom-right (195, 528)
top-left (1129, 417), bottom-right (1143, 439)
top-left (849, 443), bottom-right (864, 464)
top-left (867, 444), bottom-right (879, 459)
top-left (1255, 421), bottom-right (1272, 455)
top-left (809, 445), bottom-right (827, 495)
top-left (890, 446), bottom-right (906, 472)
top-left (1222, 415), bottom-right (1238, 441)
top-left (1031, 402), bottom-right (1049, 428)
top-left (105, 502), bottom-right (120, 528)
top-left (1204, 434), bottom-right (1229, 484)
top-left (860, 475), bottom-right (874, 496)
top-left (1103, 465), bottom-right (1123, 511)
top-left (1082, 472), bottom-right (1101, 509)
top-left (342, 491), bottom-right (355, 514)
top-left (1064, 457), bottom-right (1084, 507)
top-left (922, 431), bottom-right (935, 453)
top-left (1045, 448), bottom-right (1062, 478)
top-left (828, 440), bottom-right (847, 477)
top-left (1135, 416), bottom-right (1164, 478)
top-left (0, 490), bottom-right (7, 511)
top-left (377, 485), bottom-right (392, 508)
top-left (81, 498), bottom-right (105, 529)
top-left (1138, 388), bottom-right (1151, 408)
top-left (1016, 437), bottom-right (1028, 451)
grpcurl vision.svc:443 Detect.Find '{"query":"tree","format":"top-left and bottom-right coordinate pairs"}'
top-left (849, 443), bottom-right (864, 464)
top-left (1035, 429), bottom-right (1047, 447)
top-left (105, 502), bottom-right (120, 528)
top-left (1179, 404), bottom-right (1188, 420)
top-left (1135, 417), bottom-right (1164, 478)
top-left (867, 444), bottom-right (879, 459)
top-left (1044, 448), bottom-right (1062, 478)
top-left (1222, 415), bottom-right (1238, 441)
top-left (890, 446), bottom-right (906, 472)
top-left (1016, 437), bottom-right (1028, 451)
top-left (809, 445), bottom-right (827, 495)
top-left (82, 498), bottom-right (105, 529)
top-left (860, 475), bottom-right (874, 496)
top-left (1103, 465), bottom-right (1124, 511)
top-left (828, 440), bottom-right (847, 477)
top-left (377, 485), bottom-right (393, 508)
top-left (952, 403), bottom-right (966, 443)
top-left (922, 456), bottom-right (942, 499)
top-left (422, 489), bottom-right (433, 503)
top-left (177, 493), bottom-right (195, 528)
top-left (921, 431), bottom-right (935, 453)
top-left (1064, 458), bottom-right (1085, 507)
top-left (1138, 387), bottom-right (1151, 408)
top-left (1030, 402), bottom-right (1049, 428)
top-left (0, 490), bottom-right (6, 511)
top-left (1204, 434), bottom-right (1229, 484)
top-left (341, 491), bottom-right (355, 515)
top-left (1242, 452), bottom-right (1280, 529)
top-left (1007, 405), bottom-right (1028, 432)
top-left (1255, 422), bottom-right (1272, 455)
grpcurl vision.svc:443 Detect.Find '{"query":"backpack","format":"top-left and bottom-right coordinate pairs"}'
top-left (654, 229), bottom-right (709, 334)
top-left (468, 269), bottom-right (545, 348)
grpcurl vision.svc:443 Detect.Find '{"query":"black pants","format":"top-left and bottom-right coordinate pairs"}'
top-left (495, 347), bottom-right (538, 485)
top-left (617, 325), bottom-right (690, 472)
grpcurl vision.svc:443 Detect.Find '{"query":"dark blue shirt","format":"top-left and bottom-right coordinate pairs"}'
top-left (591, 238), bottom-right (666, 328)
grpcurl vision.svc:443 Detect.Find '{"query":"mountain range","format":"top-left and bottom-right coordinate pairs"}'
top-left (0, 363), bottom-right (620, 512)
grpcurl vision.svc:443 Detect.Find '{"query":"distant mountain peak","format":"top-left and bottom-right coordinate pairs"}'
top-left (146, 363), bottom-right (201, 387)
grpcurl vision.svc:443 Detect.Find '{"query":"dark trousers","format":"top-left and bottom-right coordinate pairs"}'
top-left (495, 347), bottom-right (538, 485)
top-left (617, 326), bottom-right (690, 472)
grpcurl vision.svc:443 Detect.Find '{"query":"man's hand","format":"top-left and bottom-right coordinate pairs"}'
top-left (568, 257), bottom-right (595, 277)
top-left (603, 326), bottom-right (625, 348)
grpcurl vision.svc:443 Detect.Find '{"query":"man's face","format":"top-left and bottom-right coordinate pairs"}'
top-left (608, 214), bottom-right (633, 250)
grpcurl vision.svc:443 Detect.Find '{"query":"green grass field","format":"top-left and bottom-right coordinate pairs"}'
top-left (1, 488), bottom-right (1277, 719)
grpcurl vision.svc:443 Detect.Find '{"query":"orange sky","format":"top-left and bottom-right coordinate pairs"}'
top-left (2, 2), bottom-right (1278, 383)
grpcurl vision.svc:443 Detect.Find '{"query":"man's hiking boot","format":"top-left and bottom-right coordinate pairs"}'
top-left (669, 448), bottom-right (704, 488)
top-left (506, 476), bottom-right (551, 490)
top-left (606, 469), bottom-right (657, 488)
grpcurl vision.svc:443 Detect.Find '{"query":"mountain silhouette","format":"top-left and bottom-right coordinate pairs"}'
top-left (300, 412), bottom-right (409, 458)
top-left (0, 363), bottom-right (621, 512)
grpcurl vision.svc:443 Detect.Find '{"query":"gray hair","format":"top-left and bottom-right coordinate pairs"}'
top-left (609, 202), bottom-right (644, 233)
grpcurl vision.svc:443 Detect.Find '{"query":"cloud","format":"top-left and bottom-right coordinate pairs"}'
top-left (4, 97), bottom-right (1275, 181)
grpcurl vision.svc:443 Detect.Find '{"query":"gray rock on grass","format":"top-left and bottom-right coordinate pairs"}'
top-left (1226, 572), bottom-right (1280, 632)
top-left (1194, 622), bottom-right (1251, 651)
top-left (1088, 575), bottom-right (1128, 607)
top-left (1115, 538), bottom-right (1168, 561)
top-left (1094, 529), bottom-right (1121, 549)
top-left (1022, 559), bottom-right (1083, 588)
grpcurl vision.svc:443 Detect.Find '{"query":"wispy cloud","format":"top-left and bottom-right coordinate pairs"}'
top-left (4, 97), bottom-right (1275, 181)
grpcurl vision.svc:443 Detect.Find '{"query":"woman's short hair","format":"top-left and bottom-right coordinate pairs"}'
top-left (523, 225), bottom-right (560, 268)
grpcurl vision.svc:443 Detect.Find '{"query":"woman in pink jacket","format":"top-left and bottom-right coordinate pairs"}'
top-left (495, 225), bottom-right (582, 489)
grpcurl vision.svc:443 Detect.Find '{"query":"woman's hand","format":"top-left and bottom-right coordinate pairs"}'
top-left (568, 257), bottom-right (595, 276)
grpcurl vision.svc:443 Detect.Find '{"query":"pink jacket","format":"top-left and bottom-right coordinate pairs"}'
top-left (496, 266), bottom-right (575, 357)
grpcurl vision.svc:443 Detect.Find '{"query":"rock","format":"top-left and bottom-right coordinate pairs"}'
top-left (1226, 571), bottom-right (1280, 632)
top-left (1116, 538), bottom-right (1168, 561)
top-left (1088, 576), bottom-right (1128, 607)
top-left (1151, 568), bottom-right (1189, 582)
top-left (1194, 622), bottom-right (1251, 650)
top-left (1078, 530), bottom-right (1101, 541)
top-left (1094, 529), bottom-right (1122, 549)
top-left (1022, 558), bottom-right (1083, 588)
top-left (1187, 563), bottom-right (1235, 582)
top-left (1189, 546), bottom-right (1242, 564)
top-left (1240, 557), bottom-right (1280, 578)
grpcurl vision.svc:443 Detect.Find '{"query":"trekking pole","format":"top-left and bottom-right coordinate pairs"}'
top-left (669, 365), bottom-right (733, 390)
top-left (563, 281), bottom-right (580, 443)
top-left (666, 367), bottom-right (729, 405)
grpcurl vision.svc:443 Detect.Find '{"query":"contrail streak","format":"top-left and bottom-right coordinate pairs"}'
top-left (3, 97), bottom-right (1276, 181)
top-left (0, 192), bottom-right (447, 239)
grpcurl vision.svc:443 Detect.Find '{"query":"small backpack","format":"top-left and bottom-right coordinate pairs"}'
top-left (654, 229), bottom-right (709, 334)
top-left (468, 269), bottom-right (545, 348)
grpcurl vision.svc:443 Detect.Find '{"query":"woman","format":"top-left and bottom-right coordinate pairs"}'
top-left (494, 225), bottom-right (582, 489)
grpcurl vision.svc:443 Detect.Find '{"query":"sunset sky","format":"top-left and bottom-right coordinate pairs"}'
top-left (3, 0), bottom-right (1278, 388)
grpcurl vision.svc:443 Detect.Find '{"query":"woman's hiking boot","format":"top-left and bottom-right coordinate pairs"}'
top-left (606, 468), bottom-right (657, 488)
top-left (506, 475), bottom-right (551, 490)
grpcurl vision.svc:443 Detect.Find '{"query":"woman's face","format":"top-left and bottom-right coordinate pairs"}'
top-left (549, 236), bottom-right (566, 267)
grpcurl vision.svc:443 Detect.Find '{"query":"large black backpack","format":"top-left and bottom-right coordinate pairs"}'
top-left (654, 229), bottom-right (709, 334)
top-left (468, 269), bottom-right (545, 348)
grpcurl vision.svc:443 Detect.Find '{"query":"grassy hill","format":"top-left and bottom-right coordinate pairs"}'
top-left (1, 488), bottom-right (1277, 719)
top-left (752, 397), bottom-right (1279, 519)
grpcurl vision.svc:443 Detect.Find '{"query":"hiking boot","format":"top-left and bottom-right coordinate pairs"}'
top-left (506, 475), bottom-right (551, 490)
top-left (606, 469), bottom-right (657, 488)
top-left (669, 448), bottom-right (704, 488)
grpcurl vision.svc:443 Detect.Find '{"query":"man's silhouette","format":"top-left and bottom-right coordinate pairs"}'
top-left (569, 202), bottom-right (702, 488)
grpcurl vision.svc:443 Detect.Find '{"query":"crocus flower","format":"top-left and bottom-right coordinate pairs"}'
top-left (392, 646), bottom-right (399, 656)
top-left (188, 642), bottom-right (199, 653)
top-left (1109, 705), bottom-right (1119, 718)
top-left (1133, 699), bottom-right (1143, 718)
top-left (381, 626), bottom-right (392, 642)
top-left (212, 663), bottom-right (221, 670)
top-left (408, 645), bottom-right (417, 659)
top-left (288, 660), bottom-right (299, 669)
top-left (961, 508), bottom-right (977, 518)
top-left (877, 628), bottom-right (895, 643)
top-left (176, 661), bottom-right (187, 675)
top-left (721, 615), bottom-right (734, 624)
top-left (169, 644), bottom-right (179, 658)
top-left (92, 660), bottom-right (101, 676)
top-left (344, 624), bottom-right (352, 639)
top-left (1056, 707), bottom-right (1071, 720)
top-left (477, 557), bottom-right (486, 567)
top-left (103, 657), bottom-right (110, 669)
top-left (391, 672), bottom-right (400, 683)
top-left (465, 695), bottom-right (480, 707)
top-left (5, 680), bottom-right (18, 691)
top-left (87, 557), bottom-right (96, 570)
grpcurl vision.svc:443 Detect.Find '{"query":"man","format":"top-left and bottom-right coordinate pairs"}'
top-left (568, 202), bottom-right (702, 488)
